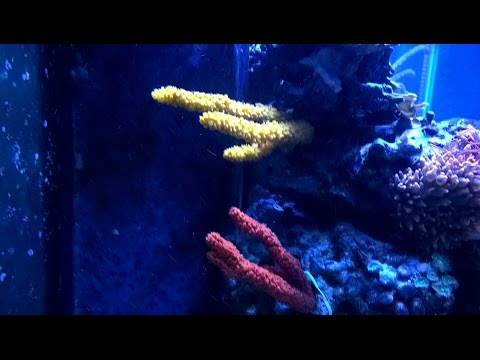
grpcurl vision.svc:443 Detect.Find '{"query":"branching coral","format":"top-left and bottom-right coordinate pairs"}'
top-left (393, 125), bottom-right (480, 250)
top-left (206, 207), bottom-right (317, 313)
top-left (390, 45), bottom-right (432, 105)
top-left (151, 86), bottom-right (314, 161)
top-left (391, 44), bottom-right (431, 73)
top-left (152, 86), bottom-right (286, 122)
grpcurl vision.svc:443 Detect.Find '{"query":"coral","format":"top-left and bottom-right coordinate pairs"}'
top-left (220, 193), bottom-right (459, 315)
top-left (389, 45), bottom-right (433, 109)
top-left (390, 68), bottom-right (416, 83)
top-left (393, 125), bottom-right (480, 250)
top-left (366, 252), bottom-right (458, 314)
top-left (199, 111), bottom-right (313, 161)
top-left (152, 85), bottom-right (285, 122)
top-left (391, 44), bottom-right (431, 72)
top-left (396, 93), bottom-right (428, 119)
top-left (151, 86), bottom-right (314, 161)
top-left (205, 207), bottom-right (316, 313)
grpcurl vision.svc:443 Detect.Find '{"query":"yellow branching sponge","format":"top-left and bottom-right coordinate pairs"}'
top-left (151, 85), bottom-right (286, 123)
top-left (151, 86), bottom-right (314, 161)
top-left (199, 111), bottom-right (313, 161)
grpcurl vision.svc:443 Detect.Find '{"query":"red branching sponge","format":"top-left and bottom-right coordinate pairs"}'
top-left (206, 207), bottom-right (316, 313)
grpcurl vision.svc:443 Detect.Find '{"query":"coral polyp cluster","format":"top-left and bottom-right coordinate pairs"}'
top-left (393, 125), bottom-right (480, 250)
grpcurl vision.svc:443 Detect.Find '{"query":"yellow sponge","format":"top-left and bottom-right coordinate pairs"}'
top-left (151, 86), bottom-right (314, 162)
top-left (223, 143), bottom-right (275, 162)
top-left (151, 86), bottom-right (286, 123)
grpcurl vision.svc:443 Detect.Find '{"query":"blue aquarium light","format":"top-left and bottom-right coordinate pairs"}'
top-left (422, 44), bottom-right (439, 117)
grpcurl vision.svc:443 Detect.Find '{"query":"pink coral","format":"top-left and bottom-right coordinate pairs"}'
top-left (393, 125), bottom-right (480, 250)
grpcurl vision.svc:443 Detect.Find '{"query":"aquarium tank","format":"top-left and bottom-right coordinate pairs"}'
top-left (1, 43), bottom-right (480, 315)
